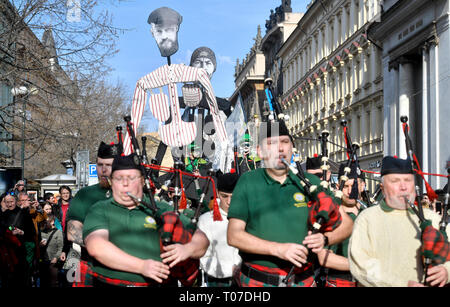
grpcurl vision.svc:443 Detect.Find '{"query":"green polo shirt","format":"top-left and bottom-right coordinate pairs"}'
top-left (82, 197), bottom-right (193, 283)
top-left (66, 183), bottom-right (111, 223)
top-left (228, 168), bottom-right (324, 268)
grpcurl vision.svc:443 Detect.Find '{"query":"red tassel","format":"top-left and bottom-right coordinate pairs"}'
top-left (230, 168), bottom-right (236, 174)
top-left (314, 153), bottom-right (318, 158)
top-left (178, 171), bottom-right (187, 209)
top-left (179, 191), bottom-right (187, 209)
top-left (212, 198), bottom-right (222, 221)
top-left (411, 153), bottom-right (439, 202)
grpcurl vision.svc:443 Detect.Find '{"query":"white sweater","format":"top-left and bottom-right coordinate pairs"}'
top-left (348, 202), bottom-right (450, 287)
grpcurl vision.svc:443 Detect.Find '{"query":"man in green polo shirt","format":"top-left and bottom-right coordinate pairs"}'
top-left (227, 121), bottom-right (353, 287)
top-left (83, 154), bottom-right (209, 287)
top-left (66, 141), bottom-right (119, 286)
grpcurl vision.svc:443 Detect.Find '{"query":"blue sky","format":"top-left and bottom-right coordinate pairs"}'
top-left (104, 0), bottom-right (310, 131)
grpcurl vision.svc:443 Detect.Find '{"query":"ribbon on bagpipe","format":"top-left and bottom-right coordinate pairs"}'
top-left (264, 78), bottom-right (341, 285)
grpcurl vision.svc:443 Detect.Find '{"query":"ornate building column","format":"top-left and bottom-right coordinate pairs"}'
top-left (398, 56), bottom-right (415, 159)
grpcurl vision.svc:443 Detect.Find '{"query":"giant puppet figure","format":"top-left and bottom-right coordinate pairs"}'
top-left (123, 7), bottom-right (227, 155)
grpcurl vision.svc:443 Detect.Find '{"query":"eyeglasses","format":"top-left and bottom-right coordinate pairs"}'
top-left (111, 176), bottom-right (142, 184)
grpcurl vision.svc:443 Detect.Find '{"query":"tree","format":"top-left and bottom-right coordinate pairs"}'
top-left (0, 0), bottom-right (130, 179)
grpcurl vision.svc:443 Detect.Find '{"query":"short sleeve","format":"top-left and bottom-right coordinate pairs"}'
top-left (227, 176), bottom-right (249, 222)
top-left (82, 201), bottom-right (109, 239)
top-left (66, 188), bottom-right (90, 223)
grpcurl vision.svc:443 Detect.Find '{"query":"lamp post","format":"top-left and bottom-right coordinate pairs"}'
top-left (11, 86), bottom-right (37, 180)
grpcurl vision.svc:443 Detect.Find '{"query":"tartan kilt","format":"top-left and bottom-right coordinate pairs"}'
top-left (72, 260), bottom-right (94, 287)
top-left (91, 271), bottom-right (154, 287)
top-left (325, 276), bottom-right (356, 287)
top-left (239, 263), bottom-right (316, 287)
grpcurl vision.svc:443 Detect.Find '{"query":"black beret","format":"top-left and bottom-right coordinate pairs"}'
top-left (258, 121), bottom-right (291, 144)
top-left (217, 173), bottom-right (239, 193)
top-left (306, 155), bottom-right (322, 170)
top-left (380, 156), bottom-right (413, 176)
top-left (111, 154), bottom-right (143, 174)
top-left (148, 7), bottom-right (182, 27)
top-left (338, 162), bottom-right (365, 180)
top-left (97, 141), bottom-right (120, 159)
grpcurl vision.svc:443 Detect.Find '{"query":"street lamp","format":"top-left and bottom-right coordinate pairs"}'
top-left (11, 86), bottom-right (38, 180)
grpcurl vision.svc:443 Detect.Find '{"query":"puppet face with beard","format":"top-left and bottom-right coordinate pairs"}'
top-left (151, 24), bottom-right (179, 57)
top-left (96, 157), bottom-right (114, 189)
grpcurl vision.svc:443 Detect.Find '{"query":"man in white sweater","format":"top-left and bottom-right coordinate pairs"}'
top-left (197, 172), bottom-right (241, 287)
top-left (348, 156), bottom-right (450, 287)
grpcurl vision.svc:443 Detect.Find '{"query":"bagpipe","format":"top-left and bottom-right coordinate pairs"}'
top-left (400, 116), bottom-right (450, 286)
top-left (264, 78), bottom-right (342, 286)
top-left (122, 115), bottom-right (221, 286)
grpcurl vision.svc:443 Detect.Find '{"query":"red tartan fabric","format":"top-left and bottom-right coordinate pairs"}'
top-left (308, 191), bottom-right (342, 232)
top-left (72, 260), bottom-right (94, 287)
top-left (239, 263), bottom-right (315, 287)
top-left (420, 221), bottom-right (450, 265)
top-left (91, 271), bottom-right (153, 287)
top-left (248, 262), bottom-right (313, 276)
top-left (158, 211), bottom-right (199, 286)
top-left (325, 277), bottom-right (356, 287)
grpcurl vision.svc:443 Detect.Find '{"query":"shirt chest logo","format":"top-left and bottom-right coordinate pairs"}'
top-left (293, 193), bottom-right (307, 208)
top-left (144, 216), bottom-right (157, 230)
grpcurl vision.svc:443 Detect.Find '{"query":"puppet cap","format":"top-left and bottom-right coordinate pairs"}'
top-left (217, 173), bottom-right (239, 193)
top-left (380, 156), bottom-right (413, 176)
top-left (148, 7), bottom-right (182, 27)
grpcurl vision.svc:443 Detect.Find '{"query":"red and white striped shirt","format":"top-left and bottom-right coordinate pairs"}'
top-left (124, 64), bottom-right (227, 153)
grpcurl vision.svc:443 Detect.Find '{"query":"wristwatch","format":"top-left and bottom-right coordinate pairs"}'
top-left (323, 234), bottom-right (329, 247)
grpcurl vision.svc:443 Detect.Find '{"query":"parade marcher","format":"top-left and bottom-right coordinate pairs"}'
top-left (231, 133), bottom-right (261, 174)
top-left (66, 141), bottom-right (119, 287)
top-left (227, 122), bottom-right (353, 287)
top-left (197, 172), bottom-right (241, 287)
top-left (315, 162), bottom-right (367, 287)
top-left (348, 156), bottom-right (450, 287)
top-left (184, 143), bottom-right (210, 175)
top-left (82, 154), bottom-right (209, 287)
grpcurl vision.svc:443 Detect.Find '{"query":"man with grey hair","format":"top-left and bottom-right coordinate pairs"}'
top-left (348, 156), bottom-right (450, 287)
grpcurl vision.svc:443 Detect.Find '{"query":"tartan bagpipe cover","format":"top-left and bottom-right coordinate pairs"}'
top-left (156, 210), bottom-right (199, 286)
top-left (420, 220), bottom-right (450, 266)
top-left (308, 191), bottom-right (342, 232)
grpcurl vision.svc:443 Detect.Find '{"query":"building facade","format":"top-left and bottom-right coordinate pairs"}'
top-left (278, 0), bottom-right (384, 182)
top-left (368, 0), bottom-right (450, 189)
top-left (230, 0), bottom-right (303, 126)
